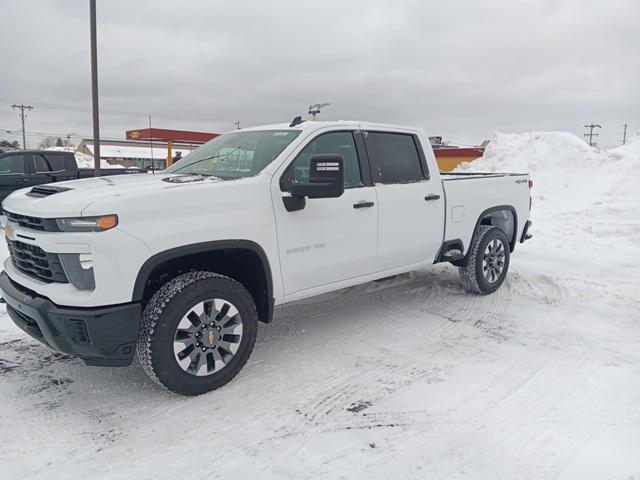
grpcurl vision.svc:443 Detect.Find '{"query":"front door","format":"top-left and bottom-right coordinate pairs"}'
top-left (273, 130), bottom-right (378, 296)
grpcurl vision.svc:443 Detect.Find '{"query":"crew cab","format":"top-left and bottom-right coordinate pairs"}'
top-left (0, 150), bottom-right (146, 205)
top-left (0, 120), bottom-right (532, 395)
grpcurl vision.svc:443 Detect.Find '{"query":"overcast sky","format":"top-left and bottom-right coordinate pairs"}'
top-left (1, 0), bottom-right (639, 149)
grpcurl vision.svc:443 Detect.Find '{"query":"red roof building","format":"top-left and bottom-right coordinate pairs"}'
top-left (126, 128), bottom-right (219, 144)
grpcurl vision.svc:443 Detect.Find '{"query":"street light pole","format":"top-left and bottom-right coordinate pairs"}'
top-left (89, 0), bottom-right (101, 176)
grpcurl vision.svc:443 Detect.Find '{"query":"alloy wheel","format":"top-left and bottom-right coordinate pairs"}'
top-left (173, 298), bottom-right (243, 376)
top-left (482, 239), bottom-right (506, 284)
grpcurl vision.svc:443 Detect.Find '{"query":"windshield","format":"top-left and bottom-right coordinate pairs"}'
top-left (166, 130), bottom-right (301, 179)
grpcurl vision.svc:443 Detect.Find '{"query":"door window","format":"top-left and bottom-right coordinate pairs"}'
top-left (34, 153), bottom-right (66, 173)
top-left (0, 154), bottom-right (25, 175)
top-left (365, 132), bottom-right (425, 184)
top-left (281, 131), bottom-right (362, 190)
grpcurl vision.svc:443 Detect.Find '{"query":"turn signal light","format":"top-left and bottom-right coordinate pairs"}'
top-left (97, 215), bottom-right (118, 231)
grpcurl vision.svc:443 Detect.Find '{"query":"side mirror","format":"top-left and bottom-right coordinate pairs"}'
top-left (288, 154), bottom-right (345, 199)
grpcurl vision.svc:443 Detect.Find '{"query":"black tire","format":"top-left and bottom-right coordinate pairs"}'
top-left (459, 225), bottom-right (510, 295)
top-left (136, 271), bottom-right (258, 396)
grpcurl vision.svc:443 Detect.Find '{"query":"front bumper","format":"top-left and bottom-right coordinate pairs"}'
top-left (0, 271), bottom-right (141, 367)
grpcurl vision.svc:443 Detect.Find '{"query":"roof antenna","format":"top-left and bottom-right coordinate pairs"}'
top-left (308, 103), bottom-right (330, 121)
top-left (289, 115), bottom-right (304, 127)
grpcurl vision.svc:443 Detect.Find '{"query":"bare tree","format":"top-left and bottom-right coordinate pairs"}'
top-left (38, 136), bottom-right (58, 149)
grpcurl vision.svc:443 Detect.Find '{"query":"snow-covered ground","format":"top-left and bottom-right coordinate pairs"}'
top-left (2, 133), bottom-right (639, 479)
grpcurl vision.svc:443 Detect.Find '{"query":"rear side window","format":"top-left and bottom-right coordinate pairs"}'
top-left (364, 132), bottom-right (425, 184)
top-left (0, 154), bottom-right (25, 175)
top-left (34, 153), bottom-right (66, 173)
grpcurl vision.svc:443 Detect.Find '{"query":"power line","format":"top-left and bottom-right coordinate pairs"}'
top-left (0, 96), bottom-right (219, 124)
top-left (583, 123), bottom-right (601, 147)
top-left (11, 104), bottom-right (34, 148)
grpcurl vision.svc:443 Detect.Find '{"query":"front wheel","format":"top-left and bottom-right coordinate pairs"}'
top-left (136, 271), bottom-right (258, 396)
top-left (459, 225), bottom-right (510, 295)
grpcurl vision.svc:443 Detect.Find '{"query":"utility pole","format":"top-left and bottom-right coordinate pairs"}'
top-left (584, 123), bottom-right (601, 147)
top-left (89, 0), bottom-right (101, 176)
top-left (622, 123), bottom-right (628, 145)
top-left (11, 104), bottom-right (34, 149)
top-left (233, 120), bottom-right (241, 130)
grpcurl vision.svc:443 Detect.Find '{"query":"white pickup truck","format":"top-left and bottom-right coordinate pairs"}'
top-left (0, 120), bottom-right (532, 395)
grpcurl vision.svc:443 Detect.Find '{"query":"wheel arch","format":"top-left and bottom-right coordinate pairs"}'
top-left (133, 240), bottom-right (274, 324)
top-left (475, 205), bottom-right (518, 251)
top-left (450, 205), bottom-right (518, 267)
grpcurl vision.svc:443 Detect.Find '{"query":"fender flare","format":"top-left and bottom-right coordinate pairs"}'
top-left (444, 205), bottom-right (518, 267)
top-left (473, 205), bottom-right (518, 250)
top-left (132, 240), bottom-right (274, 321)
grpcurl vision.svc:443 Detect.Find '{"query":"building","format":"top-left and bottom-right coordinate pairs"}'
top-left (77, 128), bottom-right (220, 169)
top-left (126, 128), bottom-right (218, 144)
top-left (76, 138), bottom-right (198, 169)
top-left (430, 136), bottom-right (486, 171)
top-left (432, 147), bottom-right (486, 171)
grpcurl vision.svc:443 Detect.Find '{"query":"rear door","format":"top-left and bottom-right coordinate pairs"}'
top-left (274, 130), bottom-right (378, 296)
top-left (0, 152), bottom-right (30, 204)
top-left (363, 131), bottom-right (444, 270)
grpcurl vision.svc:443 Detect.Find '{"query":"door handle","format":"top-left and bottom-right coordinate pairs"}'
top-left (353, 201), bottom-right (375, 209)
top-left (16, 178), bottom-right (29, 183)
top-left (424, 194), bottom-right (441, 201)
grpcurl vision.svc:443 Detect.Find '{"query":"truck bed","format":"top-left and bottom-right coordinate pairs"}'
top-left (440, 171), bottom-right (531, 255)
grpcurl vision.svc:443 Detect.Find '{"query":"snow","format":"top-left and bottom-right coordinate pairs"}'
top-left (74, 151), bottom-right (125, 169)
top-left (82, 143), bottom-right (193, 161)
top-left (1, 132), bottom-right (640, 478)
top-left (45, 146), bottom-right (126, 169)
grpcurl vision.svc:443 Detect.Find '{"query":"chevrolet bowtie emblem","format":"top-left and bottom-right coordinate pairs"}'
top-left (209, 330), bottom-right (216, 344)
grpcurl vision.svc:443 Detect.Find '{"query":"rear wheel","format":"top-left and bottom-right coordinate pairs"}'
top-left (136, 271), bottom-right (258, 396)
top-left (459, 226), bottom-right (510, 294)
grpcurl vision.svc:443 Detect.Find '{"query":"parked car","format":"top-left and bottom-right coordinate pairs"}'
top-left (0, 150), bottom-right (146, 205)
top-left (0, 120), bottom-right (532, 395)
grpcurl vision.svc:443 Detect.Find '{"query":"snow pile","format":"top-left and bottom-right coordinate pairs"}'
top-left (455, 132), bottom-right (640, 245)
top-left (456, 132), bottom-right (640, 205)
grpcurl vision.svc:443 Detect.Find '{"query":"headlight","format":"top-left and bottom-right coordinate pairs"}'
top-left (56, 215), bottom-right (118, 232)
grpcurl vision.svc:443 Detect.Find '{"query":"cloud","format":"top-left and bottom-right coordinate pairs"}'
top-left (1, 0), bottom-right (638, 148)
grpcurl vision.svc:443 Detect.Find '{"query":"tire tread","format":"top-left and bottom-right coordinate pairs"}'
top-left (136, 271), bottom-right (257, 394)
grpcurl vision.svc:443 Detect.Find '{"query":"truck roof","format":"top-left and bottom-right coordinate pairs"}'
top-left (0, 149), bottom-right (73, 155)
top-left (236, 120), bottom-right (424, 135)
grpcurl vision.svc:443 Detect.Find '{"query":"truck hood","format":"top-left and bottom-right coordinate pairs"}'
top-left (2, 173), bottom-right (232, 217)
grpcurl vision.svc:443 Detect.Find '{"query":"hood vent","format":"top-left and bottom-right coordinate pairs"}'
top-left (26, 185), bottom-right (72, 198)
